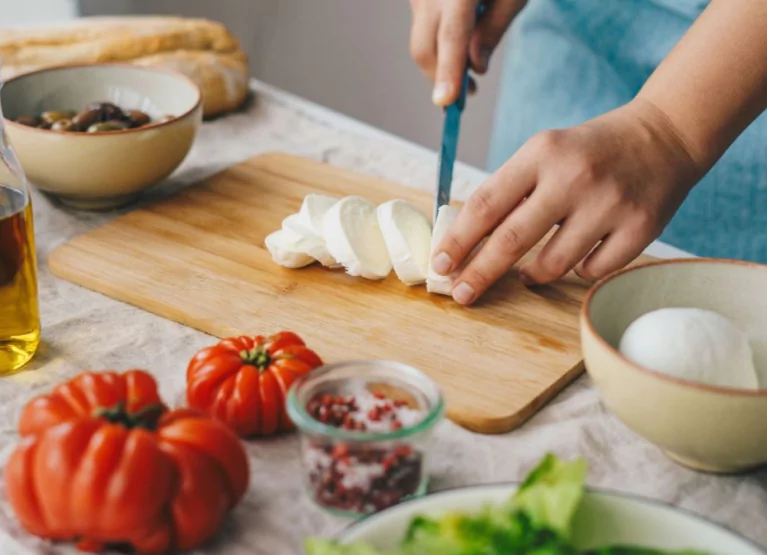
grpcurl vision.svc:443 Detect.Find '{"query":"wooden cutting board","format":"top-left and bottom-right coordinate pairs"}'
top-left (49, 152), bottom-right (621, 434)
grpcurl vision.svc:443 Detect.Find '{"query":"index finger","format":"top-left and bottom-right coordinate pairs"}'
top-left (430, 151), bottom-right (537, 276)
top-left (433, 0), bottom-right (479, 106)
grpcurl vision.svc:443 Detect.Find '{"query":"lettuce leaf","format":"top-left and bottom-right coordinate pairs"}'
top-left (513, 453), bottom-right (588, 539)
top-left (303, 454), bottom-right (714, 555)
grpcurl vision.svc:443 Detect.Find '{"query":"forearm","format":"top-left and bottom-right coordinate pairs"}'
top-left (636, 0), bottom-right (767, 170)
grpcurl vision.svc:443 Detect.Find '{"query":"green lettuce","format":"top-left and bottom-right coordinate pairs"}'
top-left (304, 454), bottom-right (714, 555)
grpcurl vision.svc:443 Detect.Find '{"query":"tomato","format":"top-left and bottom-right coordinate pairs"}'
top-left (186, 331), bottom-right (323, 436)
top-left (5, 370), bottom-right (249, 554)
top-left (18, 369), bottom-right (165, 437)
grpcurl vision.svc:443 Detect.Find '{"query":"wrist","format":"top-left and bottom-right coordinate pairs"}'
top-left (624, 96), bottom-right (710, 184)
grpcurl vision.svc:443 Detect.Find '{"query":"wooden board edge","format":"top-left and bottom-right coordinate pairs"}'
top-left (448, 360), bottom-right (586, 434)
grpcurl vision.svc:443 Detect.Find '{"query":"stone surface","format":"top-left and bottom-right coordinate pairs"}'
top-left (0, 82), bottom-right (765, 554)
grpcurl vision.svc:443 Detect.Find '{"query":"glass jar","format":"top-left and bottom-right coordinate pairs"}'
top-left (0, 74), bottom-right (40, 374)
top-left (287, 360), bottom-right (444, 518)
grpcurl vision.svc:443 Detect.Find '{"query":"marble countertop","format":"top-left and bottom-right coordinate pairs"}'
top-left (0, 80), bottom-right (763, 555)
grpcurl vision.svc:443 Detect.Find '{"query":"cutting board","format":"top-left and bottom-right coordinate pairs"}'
top-left (49, 152), bottom-right (626, 434)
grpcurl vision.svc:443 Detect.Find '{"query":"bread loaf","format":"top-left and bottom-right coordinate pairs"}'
top-left (0, 16), bottom-right (250, 118)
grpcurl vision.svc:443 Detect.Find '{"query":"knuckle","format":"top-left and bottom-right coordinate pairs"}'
top-left (578, 259), bottom-right (606, 281)
top-left (409, 41), bottom-right (434, 67)
top-left (527, 129), bottom-right (564, 157)
top-left (536, 252), bottom-right (571, 282)
top-left (466, 187), bottom-right (497, 222)
top-left (495, 224), bottom-right (526, 256)
top-left (632, 208), bottom-right (663, 240)
top-left (439, 21), bottom-right (466, 43)
top-left (464, 264), bottom-right (493, 292)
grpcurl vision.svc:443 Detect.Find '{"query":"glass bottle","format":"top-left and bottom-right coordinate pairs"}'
top-left (0, 75), bottom-right (40, 374)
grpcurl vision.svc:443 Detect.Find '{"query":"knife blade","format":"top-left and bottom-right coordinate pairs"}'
top-left (433, 3), bottom-right (486, 223)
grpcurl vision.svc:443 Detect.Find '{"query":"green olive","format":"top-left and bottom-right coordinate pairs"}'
top-left (86, 120), bottom-right (129, 133)
top-left (15, 115), bottom-right (40, 127)
top-left (40, 110), bottom-right (77, 125)
top-left (124, 110), bottom-right (152, 128)
top-left (50, 119), bottom-right (78, 132)
top-left (71, 108), bottom-right (102, 131)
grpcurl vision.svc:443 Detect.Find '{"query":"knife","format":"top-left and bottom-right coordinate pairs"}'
top-left (433, 2), bottom-right (486, 222)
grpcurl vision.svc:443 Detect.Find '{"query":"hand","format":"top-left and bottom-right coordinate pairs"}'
top-left (430, 99), bottom-right (705, 305)
top-left (409, 0), bottom-right (527, 106)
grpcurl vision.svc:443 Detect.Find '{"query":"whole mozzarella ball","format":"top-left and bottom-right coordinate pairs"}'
top-left (618, 307), bottom-right (759, 390)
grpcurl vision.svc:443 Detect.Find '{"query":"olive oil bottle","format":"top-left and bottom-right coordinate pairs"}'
top-left (0, 79), bottom-right (40, 374)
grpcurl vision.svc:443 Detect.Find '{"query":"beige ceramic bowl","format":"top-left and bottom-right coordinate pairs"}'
top-left (581, 258), bottom-right (767, 474)
top-left (1, 64), bottom-right (202, 210)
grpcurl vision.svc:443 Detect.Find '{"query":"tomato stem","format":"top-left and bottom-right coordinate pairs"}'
top-left (94, 402), bottom-right (165, 430)
top-left (239, 347), bottom-right (271, 370)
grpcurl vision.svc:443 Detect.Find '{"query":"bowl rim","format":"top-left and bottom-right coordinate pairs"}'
top-left (335, 481), bottom-right (767, 553)
top-left (581, 256), bottom-right (767, 397)
top-left (1, 62), bottom-right (202, 137)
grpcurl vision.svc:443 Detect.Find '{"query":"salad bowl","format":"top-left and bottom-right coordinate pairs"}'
top-left (307, 455), bottom-right (765, 555)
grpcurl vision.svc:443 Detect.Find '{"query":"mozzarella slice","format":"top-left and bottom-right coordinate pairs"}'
top-left (264, 229), bottom-right (315, 269)
top-left (377, 200), bottom-right (432, 286)
top-left (426, 205), bottom-right (483, 296)
top-left (322, 196), bottom-right (392, 280)
top-left (297, 194), bottom-right (338, 235)
top-left (282, 214), bottom-right (338, 267)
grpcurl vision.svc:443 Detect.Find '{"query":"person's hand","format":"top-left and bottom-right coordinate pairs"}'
top-left (409, 0), bottom-right (527, 106)
top-left (430, 99), bottom-right (706, 305)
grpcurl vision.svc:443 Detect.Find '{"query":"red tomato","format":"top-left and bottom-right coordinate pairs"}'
top-left (5, 370), bottom-right (249, 554)
top-left (186, 331), bottom-right (323, 436)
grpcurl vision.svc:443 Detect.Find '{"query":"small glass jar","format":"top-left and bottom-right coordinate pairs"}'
top-left (287, 360), bottom-right (444, 518)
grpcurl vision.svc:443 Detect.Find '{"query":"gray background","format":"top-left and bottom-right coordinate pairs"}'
top-left (76, 0), bottom-right (507, 168)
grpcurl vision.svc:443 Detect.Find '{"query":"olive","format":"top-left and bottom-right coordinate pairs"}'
top-left (86, 102), bottom-right (124, 122)
top-left (86, 120), bottom-right (129, 133)
top-left (124, 110), bottom-right (151, 128)
top-left (50, 119), bottom-right (78, 132)
top-left (71, 108), bottom-right (102, 131)
top-left (40, 110), bottom-right (77, 125)
top-left (15, 115), bottom-right (40, 127)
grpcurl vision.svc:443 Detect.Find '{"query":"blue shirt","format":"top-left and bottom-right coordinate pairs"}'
top-left (489, 0), bottom-right (767, 262)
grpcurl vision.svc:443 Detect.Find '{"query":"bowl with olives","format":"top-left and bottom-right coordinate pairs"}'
top-left (1, 64), bottom-right (202, 209)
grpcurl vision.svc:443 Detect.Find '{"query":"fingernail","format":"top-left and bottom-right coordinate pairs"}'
top-left (452, 282), bottom-right (476, 305)
top-left (432, 82), bottom-right (453, 106)
top-left (519, 272), bottom-right (535, 287)
top-left (431, 252), bottom-right (453, 275)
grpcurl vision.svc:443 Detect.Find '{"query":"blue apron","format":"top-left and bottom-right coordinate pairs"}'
top-left (489, 0), bottom-right (767, 262)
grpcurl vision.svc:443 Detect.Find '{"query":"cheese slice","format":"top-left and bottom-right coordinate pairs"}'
top-left (264, 229), bottom-right (315, 269)
top-left (322, 196), bottom-right (392, 280)
top-left (297, 194), bottom-right (338, 235)
top-left (426, 205), bottom-right (484, 296)
top-left (377, 200), bottom-right (432, 286)
top-left (282, 214), bottom-right (338, 267)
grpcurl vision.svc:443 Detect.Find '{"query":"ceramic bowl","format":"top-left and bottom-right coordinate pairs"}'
top-left (1, 64), bottom-right (202, 210)
top-left (338, 484), bottom-right (764, 553)
top-left (581, 258), bottom-right (767, 474)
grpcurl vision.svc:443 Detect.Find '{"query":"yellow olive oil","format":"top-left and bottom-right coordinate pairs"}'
top-left (0, 184), bottom-right (40, 374)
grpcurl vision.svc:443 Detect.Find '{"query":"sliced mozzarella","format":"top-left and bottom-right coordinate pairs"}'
top-left (282, 214), bottom-right (338, 267)
top-left (426, 205), bottom-right (483, 296)
top-left (376, 200), bottom-right (432, 286)
top-left (264, 229), bottom-right (315, 269)
top-left (322, 196), bottom-right (392, 280)
top-left (297, 194), bottom-right (338, 235)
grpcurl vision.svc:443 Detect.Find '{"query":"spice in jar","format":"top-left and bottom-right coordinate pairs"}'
top-left (303, 390), bottom-right (426, 514)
